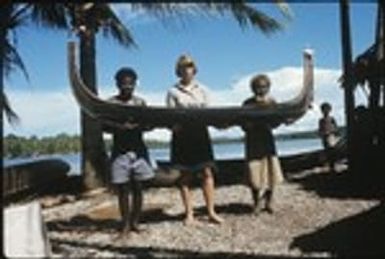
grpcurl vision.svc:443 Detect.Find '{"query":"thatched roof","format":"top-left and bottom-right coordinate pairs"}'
top-left (351, 42), bottom-right (384, 86)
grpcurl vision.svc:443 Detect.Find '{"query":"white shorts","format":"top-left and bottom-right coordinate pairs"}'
top-left (111, 152), bottom-right (155, 184)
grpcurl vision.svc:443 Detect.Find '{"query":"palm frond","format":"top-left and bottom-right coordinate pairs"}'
top-left (98, 5), bottom-right (137, 48)
top-left (1, 91), bottom-right (20, 126)
top-left (274, 0), bottom-right (294, 20)
top-left (226, 3), bottom-right (283, 34)
top-left (1, 4), bottom-right (29, 82)
top-left (3, 40), bottom-right (29, 82)
top-left (130, 3), bottom-right (191, 19)
top-left (2, 4), bottom-right (30, 31)
top-left (128, 2), bottom-right (288, 35)
top-left (29, 3), bottom-right (69, 30)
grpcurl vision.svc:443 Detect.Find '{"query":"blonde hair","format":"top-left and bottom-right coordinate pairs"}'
top-left (175, 54), bottom-right (197, 77)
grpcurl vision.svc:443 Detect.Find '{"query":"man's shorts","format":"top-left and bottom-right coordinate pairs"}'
top-left (111, 152), bottom-right (155, 184)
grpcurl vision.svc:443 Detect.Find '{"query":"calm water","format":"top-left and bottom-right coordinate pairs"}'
top-left (4, 138), bottom-right (322, 176)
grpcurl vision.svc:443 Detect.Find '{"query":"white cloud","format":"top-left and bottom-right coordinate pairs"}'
top-left (5, 66), bottom-right (366, 140)
top-left (206, 66), bottom-right (359, 137)
top-left (4, 90), bottom-right (80, 137)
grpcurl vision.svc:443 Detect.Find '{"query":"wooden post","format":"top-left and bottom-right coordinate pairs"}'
top-left (339, 0), bottom-right (355, 173)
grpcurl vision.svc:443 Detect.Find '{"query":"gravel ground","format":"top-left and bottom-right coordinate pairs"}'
top-left (41, 167), bottom-right (382, 258)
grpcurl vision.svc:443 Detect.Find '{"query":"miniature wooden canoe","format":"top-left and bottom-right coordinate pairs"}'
top-left (68, 41), bottom-right (314, 128)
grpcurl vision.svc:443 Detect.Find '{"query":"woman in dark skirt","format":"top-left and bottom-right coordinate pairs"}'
top-left (166, 55), bottom-right (223, 225)
top-left (242, 74), bottom-right (284, 215)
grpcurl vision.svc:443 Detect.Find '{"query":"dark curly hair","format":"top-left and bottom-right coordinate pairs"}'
top-left (114, 67), bottom-right (138, 84)
top-left (320, 102), bottom-right (332, 112)
top-left (250, 74), bottom-right (271, 96)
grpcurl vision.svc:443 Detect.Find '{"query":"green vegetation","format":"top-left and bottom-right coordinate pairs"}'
top-left (3, 126), bottom-right (346, 159)
top-left (2, 133), bottom-right (169, 158)
top-left (3, 133), bottom-right (82, 158)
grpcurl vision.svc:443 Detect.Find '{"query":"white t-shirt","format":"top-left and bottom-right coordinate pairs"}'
top-left (166, 81), bottom-right (209, 108)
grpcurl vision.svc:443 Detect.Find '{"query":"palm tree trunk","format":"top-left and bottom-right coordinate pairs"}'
top-left (79, 30), bottom-right (108, 190)
top-left (375, 1), bottom-right (385, 176)
top-left (1, 39), bottom-right (4, 159)
top-left (377, 1), bottom-right (385, 107)
top-left (369, 2), bottom-right (383, 109)
top-left (0, 7), bottom-right (9, 157)
top-left (339, 0), bottom-right (355, 172)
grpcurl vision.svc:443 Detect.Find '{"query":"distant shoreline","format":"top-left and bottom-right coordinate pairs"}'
top-left (146, 126), bottom-right (345, 147)
top-left (3, 127), bottom-right (344, 159)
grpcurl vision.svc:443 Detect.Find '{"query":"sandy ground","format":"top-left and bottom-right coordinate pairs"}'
top-left (40, 166), bottom-right (383, 258)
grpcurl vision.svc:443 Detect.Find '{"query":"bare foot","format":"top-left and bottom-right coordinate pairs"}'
top-left (183, 216), bottom-right (197, 226)
top-left (113, 228), bottom-right (131, 240)
top-left (130, 224), bottom-right (146, 233)
top-left (264, 206), bottom-right (274, 214)
top-left (208, 213), bottom-right (224, 224)
top-left (253, 206), bottom-right (262, 216)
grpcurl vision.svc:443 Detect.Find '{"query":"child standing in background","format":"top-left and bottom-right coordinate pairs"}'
top-left (318, 102), bottom-right (338, 172)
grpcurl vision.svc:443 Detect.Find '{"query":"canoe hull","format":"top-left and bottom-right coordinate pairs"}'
top-left (67, 42), bottom-right (314, 128)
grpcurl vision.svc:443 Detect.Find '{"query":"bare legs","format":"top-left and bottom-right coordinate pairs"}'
top-left (179, 166), bottom-right (223, 225)
top-left (117, 184), bottom-right (130, 234)
top-left (251, 188), bottom-right (262, 215)
top-left (264, 189), bottom-right (274, 213)
top-left (250, 188), bottom-right (275, 215)
top-left (130, 180), bottom-right (143, 231)
top-left (202, 167), bottom-right (224, 224)
top-left (117, 178), bottom-right (143, 234)
top-left (179, 171), bottom-right (195, 225)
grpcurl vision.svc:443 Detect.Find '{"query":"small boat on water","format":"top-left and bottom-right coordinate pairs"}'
top-left (3, 158), bottom-right (70, 202)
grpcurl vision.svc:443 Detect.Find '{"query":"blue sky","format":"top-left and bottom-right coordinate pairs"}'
top-left (4, 2), bottom-right (377, 140)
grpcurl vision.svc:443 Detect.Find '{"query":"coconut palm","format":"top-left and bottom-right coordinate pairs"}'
top-left (2, 3), bottom-right (135, 189)
top-left (339, 0), bottom-right (355, 171)
top-left (68, 4), bottom-right (136, 189)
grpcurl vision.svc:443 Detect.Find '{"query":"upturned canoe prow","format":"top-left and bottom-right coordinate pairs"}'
top-left (68, 41), bottom-right (314, 127)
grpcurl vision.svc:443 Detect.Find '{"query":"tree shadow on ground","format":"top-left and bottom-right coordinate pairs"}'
top-left (290, 201), bottom-right (385, 256)
top-left (46, 208), bottom-right (183, 234)
top-left (287, 168), bottom-right (385, 200)
top-left (46, 215), bottom-right (120, 233)
top-left (46, 202), bottom-right (253, 234)
top-left (50, 238), bottom-right (301, 258)
top-left (194, 202), bottom-right (253, 216)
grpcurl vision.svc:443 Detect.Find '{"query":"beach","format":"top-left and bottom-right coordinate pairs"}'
top-left (39, 164), bottom-right (384, 258)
